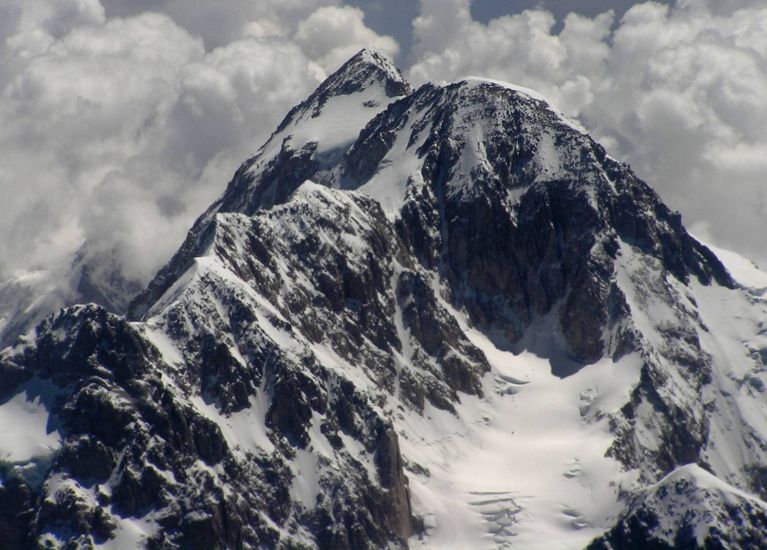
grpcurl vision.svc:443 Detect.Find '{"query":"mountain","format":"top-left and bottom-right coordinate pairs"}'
top-left (2, 49), bottom-right (767, 549)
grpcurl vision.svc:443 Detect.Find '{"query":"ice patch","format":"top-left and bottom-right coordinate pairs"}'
top-left (0, 378), bottom-right (60, 463)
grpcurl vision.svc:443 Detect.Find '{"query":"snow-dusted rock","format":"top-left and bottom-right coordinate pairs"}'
top-left (589, 464), bottom-right (767, 549)
top-left (3, 49), bottom-right (767, 549)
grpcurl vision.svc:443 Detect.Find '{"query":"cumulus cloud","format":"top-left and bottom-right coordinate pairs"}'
top-left (0, 0), bottom-right (398, 302)
top-left (295, 6), bottom-right (399, 72)
top-left (410, 0), bottom-right (767, 265)
top-left (0, 11), bottom-right (301, 284)
top-left (411, 3), bottom-right (614, 117)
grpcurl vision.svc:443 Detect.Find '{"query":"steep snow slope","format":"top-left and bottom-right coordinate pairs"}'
top-left (3, 50), bottom-right (767, 550)
top-left (698, 239), bottom-right (767, 290)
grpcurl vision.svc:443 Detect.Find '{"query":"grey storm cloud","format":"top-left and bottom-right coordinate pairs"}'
top-left (0, 0), bottom-right (766, 310)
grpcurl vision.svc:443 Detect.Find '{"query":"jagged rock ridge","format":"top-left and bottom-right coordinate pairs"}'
top-left (2, 49), bottom-right (767, 549)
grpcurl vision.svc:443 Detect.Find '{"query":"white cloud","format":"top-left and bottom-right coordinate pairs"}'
top-left (295, 6), bottom-right (399, 72)
top-left (409, 0), bottom-right (767, 265)
top-left (0, 0), bottom-right (402, 339)
top-left (410, 3), bottom-right (614, 117)
top-left (1, 12), bottom-right (205, 280)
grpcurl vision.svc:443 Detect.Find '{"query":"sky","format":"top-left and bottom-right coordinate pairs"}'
top-left (1, 0), bottom-right (766, 299)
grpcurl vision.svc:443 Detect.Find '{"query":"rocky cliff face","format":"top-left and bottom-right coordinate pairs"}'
top-left (2, 49), bottom-right (767, 549)
top-left (1, 299), bottom-right (415, 549)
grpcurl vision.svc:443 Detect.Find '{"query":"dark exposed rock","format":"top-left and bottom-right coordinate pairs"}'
top-left (343, 80), bottom-right (731, 370)
top-left (198, 336), bottom-right (254, 414)
top-left (374, 426), bottom-right (413, 541)
top-left (396, 271), bottom-right (488, 396)
top-left (56, 436), bottom-right (116, 482)
top-left (0, 473), bottom-right (34, 549)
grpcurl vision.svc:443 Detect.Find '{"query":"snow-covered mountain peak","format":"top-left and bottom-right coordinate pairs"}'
top-left (5, 50), bottom-right (767, 549)
top-left (190, 49), bottom-right (411, 221)
top-left (269, 47), bottom-right (411, 151)
top-left (320, 48), bottom-right (411, 100)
